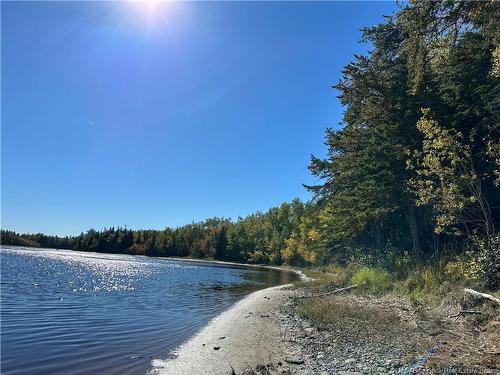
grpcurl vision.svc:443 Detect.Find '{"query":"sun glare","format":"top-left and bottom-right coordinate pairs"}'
top-left (128, 0), bottom-right (167, 25)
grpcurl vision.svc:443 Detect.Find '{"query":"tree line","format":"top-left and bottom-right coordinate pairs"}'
top-left (2, 1), bottom-right (499, 287)
top-left (1, 199), bottom-right (307, 264)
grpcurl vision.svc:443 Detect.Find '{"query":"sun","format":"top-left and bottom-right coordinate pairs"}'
top-left (129, 0), bottom-right (165, 19)
top-left (120, 0), bottom-right (188, 36)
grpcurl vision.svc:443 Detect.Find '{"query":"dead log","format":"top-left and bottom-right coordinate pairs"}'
top-left (464, 288), bottom-right (500, 305)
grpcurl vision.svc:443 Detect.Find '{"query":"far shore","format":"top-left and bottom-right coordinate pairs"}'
top-left (164, 256), bottom-right (311, 282)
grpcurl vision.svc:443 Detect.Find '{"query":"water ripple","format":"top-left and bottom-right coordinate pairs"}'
top-left (0, 246), bottom-right (297, 375)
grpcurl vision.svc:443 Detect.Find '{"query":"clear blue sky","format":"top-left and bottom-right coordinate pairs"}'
top-left (2, 1), bottom-right (397, 236)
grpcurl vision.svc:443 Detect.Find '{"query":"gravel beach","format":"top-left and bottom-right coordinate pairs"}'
top-left (150, 277), bottom-right (499, 375)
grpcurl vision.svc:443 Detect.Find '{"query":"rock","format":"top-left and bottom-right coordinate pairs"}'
top-left (213, 346), bottom-right (221, 350)
top-left (305, 327), bottom-right (315, 334)
top-left (316, 352), bottom-right (325, 360)
top-left (285, 357), bottom-right (305, 365)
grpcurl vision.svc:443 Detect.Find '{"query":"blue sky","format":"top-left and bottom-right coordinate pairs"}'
top-left (2, 1), bottom-right (397, 236)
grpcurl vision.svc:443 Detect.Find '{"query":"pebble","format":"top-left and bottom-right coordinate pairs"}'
top-left (285, 357), bottom-right (305, 365)
top-left (276, 289), bottom-right (429, 375)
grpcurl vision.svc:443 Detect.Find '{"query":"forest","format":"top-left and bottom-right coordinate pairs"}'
top-left (2, 1), bottom-right (499, 289)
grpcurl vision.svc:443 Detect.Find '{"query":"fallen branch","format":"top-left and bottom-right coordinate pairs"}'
top-left (464, 288), bottom-right (500, 306)
top-left (448, 309), bottom-right (484, 319)
top-left (297, 283), bottom-right (365, 299)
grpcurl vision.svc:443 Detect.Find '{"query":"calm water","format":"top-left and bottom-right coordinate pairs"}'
top-left (0, 247), bottom-right (297, 375)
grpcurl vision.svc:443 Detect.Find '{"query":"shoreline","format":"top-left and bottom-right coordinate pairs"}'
top-left (164, 256), bottom-right (311, 282)
top-left (150, 284), bottom-right (296, 375)
top-left (149, 258), bottom-right (311, 374)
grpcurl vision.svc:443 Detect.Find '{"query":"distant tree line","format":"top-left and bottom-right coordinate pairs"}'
top-left (1, 199), bottom-right (307, 264)
top-left (2, 1), bottom-right (499, 287)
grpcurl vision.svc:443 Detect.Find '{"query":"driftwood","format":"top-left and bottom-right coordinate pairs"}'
top-left (298, 283), bottom-right (365, 299)
top-left (464, 288), bottom-right (500, 305)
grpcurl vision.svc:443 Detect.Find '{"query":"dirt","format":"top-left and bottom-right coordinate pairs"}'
top-left (278, 287), bottom-right (500, 374)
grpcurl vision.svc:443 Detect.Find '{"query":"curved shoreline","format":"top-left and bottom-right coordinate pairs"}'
top-left (165, 256), bottom-right (311, 282)
top-left (149, 258), bottom-right (309, 374)
top-left (149, 283), bottom-right (295, 374)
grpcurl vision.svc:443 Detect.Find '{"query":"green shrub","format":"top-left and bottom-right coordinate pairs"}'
top-left (350, 266), bottom-right (393, 293)
top-left (445, 256), bottom-right (483, 282)
top-left (395, 264), bottom-right (451, 300)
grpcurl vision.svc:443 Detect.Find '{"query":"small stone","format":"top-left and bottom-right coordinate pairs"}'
top-left (316, 352), bottom-right (325, 360)
top-left (285, 357), bottom-right (304, 365)
top-left (213, 346), bottom-right (221, 350)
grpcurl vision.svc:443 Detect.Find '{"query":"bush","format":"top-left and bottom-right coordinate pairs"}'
top-left (395, 264), bottom-right (451, 300)
top-left (467, 234), bottom-right (500, 290)
top-left (445, 256), bottom-right (483, 282)
top-left (350, 266), bottom-right (393, 293)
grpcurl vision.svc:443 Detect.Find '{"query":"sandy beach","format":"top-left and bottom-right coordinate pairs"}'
top-left (150, 284), bottom-right (295, 375)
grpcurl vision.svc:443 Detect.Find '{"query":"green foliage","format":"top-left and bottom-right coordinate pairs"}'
top-left (395, 264), bottom-right (451, 300)
top-left (444, 256), bottom-right (483, 283)
top-left (306, 0), bottom-right (499, 268)
top-left (351, 266), bottom-right (393, 293)
top-left (466, 234), bottom-right (500, 290)
top-left (1, 201), bottom-right (307, 266)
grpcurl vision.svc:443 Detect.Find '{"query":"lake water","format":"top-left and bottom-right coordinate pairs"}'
top-left (0, 247), bottom-right (297, 375)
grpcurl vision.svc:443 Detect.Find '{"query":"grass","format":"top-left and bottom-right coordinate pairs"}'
top-left (351, 266), bottom-right (393, 293)
top-left (293, 258), bottom-right (498, 328)
top-left (293, 267), bottom-right (348, 290)
top-left (297, 297), bottom-right (400, 328)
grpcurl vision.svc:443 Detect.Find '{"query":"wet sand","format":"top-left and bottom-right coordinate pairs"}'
top-left (150, 284), bottom-right (294, 374)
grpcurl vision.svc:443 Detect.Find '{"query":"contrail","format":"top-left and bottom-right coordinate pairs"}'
top-left (86, 120), bottom-right (95, 126)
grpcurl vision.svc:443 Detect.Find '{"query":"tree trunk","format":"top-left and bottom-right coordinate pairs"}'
top-left (408, 205), bottom-right (422, 260)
